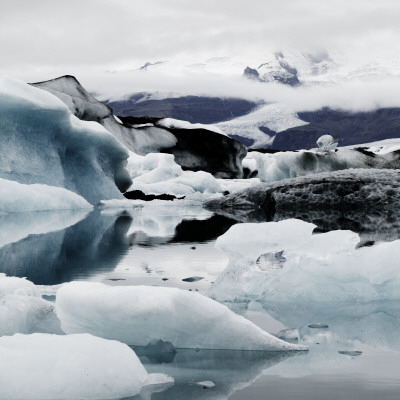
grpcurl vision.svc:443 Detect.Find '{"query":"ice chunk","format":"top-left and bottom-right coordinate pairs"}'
top-left (0, 178), bottom-right (92, 213)
top-left (210, 219), bottom-right (400, 304)
top-left (0, 333), bottom-right (151, 400)
top-left (316, 134), bottom-right (338, 151)
top-left (56, 282), bottom-right (307, 351)
top-left (126, 151), bottom-right (222, 197)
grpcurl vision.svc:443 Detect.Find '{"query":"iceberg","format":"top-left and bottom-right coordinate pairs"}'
top-left (210, 219), bottom-right (400, 304)
top-left (0, 333), bottom-right (154, 400)
top-left (0, 77), bottom-right (131, 204)
top-left (56, 282), bottom-right (307, 351)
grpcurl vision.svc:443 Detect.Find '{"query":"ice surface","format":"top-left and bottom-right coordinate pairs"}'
top-left (0, 178), bottom-right (92, 213)
top-left (0, 275), bottom-right (61, 335)
top-left (0, 77), bottom-right (130, 204)
top-left (56, 282), bottom-right (307, 351)
top-left (0, 333), bottom-right (151, 400)
top-left (126, 151), bottom-right (223, 196)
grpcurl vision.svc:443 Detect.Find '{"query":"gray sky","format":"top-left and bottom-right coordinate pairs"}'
top-left (2, 0), bottom-right (400, 110)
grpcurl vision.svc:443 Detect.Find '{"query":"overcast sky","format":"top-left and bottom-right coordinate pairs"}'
top-left (2, 0), bottom-right (400, 110)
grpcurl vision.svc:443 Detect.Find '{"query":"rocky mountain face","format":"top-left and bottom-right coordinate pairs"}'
top-left (105, 95), bottom-right (257, 124)
top-left (272, 108), bottom-right (400, 150)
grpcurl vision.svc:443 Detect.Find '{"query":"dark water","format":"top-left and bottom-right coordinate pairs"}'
top-left (1, 204), bottom-right (400, 399)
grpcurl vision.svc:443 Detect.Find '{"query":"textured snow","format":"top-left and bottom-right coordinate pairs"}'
top-left (217, 103), bottom-right (308, 147)
top-left (157, 118), bottom-right (226, 135)
top-left (0, 333), bottom-right (150, 400)
top-left (0, 178), bottom-right (92, 213)
top-left (210, 219), bottom-right (400, 303)
top-left (56, 282), bottom-right (306, 351)
top-left (0, 77), bottom-right (130, 204)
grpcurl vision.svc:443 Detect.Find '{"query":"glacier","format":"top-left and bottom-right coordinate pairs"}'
top-left (0, 77), bottom-right (131, 204)
top-left (56, 281), bottom-right (307, 351)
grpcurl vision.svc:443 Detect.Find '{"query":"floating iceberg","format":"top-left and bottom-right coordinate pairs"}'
top-left (0, 77), bottom-right (131, 204)
top-left (210, 219), bottom-right (400, 304)
top-left (56, 282), bottom-right (307, 351)
top-left (0, 333), bottom-right (155, 400)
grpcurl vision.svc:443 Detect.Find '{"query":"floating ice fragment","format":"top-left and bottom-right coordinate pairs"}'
top-left (308, 323), bottom-right (329, 329)
top-left (182, 276), bottom-right (204, 282)
top-left (195, 380), bottom-right (216, 388)
top-left (338, 350), bottom-right (363, 357)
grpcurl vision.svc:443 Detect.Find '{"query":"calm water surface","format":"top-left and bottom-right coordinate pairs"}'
top-left (1, 202), bottom-right (400, 399)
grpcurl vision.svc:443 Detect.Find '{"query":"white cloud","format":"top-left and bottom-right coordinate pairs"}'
top-left (2, 0), bottom-right (400, 112)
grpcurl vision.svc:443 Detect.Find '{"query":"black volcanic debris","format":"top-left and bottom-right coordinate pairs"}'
top-left (31, 75), bottom-right (247, 180)
top-left (205, 169), bottom-right (400, 240)
top-left (273, 108), bottom-right (400, 150)
top-left (159, 127), bottom-right (247, 178)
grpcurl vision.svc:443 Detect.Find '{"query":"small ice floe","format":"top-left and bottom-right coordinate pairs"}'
top-left (316, 134), bottom-right (338, 151)
top-left (256, 251), bottom-right (287, 271)
top-left (338, 350), bottom-right (363, 357)
top-left (182, 276), bottom-right (204, 282)
top-left (195, 381), bottom-right (216, 389)
top-left (308, 323), bottom-right (329, 329)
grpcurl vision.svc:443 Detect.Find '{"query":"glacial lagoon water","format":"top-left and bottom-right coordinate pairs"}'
top-left (1, 202), bottom-right (400, 399)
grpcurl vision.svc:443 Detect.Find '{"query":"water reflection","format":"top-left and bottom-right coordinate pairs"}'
top-left (0, 206), bottom-right (236, 285)
top-left (130, 348), bottom-right (302, 400)
top-left (0, 211), bottom-right (132, 285)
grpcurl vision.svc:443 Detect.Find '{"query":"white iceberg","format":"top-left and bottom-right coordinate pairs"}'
top-left (0, 77), bottom-right (131, 204)
top-left (210, 219), bottom-right (400, 304)
top-left (56, 282), bottom-right (306, 351)
top-left (0, 333), bottom-right (154, 400)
